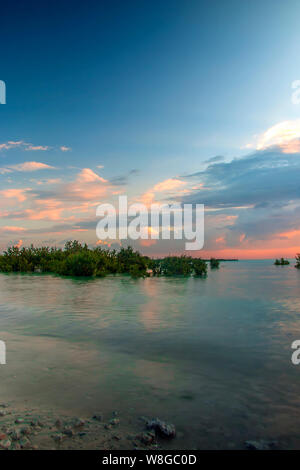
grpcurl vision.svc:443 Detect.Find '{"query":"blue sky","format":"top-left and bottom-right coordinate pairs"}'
top-left (1, 0), bottom-right (300, 257)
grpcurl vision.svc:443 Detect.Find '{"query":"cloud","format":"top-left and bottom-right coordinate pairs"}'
top-left (203, 155), bottom-right (225, 164)
top-left (0, 140), bottom-right (70, 153)
top-left (0, 188), bottom-right (29, 202)
top-left (76, 168), bottom-right (107, 184)
top-left (0, 141), bottom-right (26, 151)
top-left (0, 141), bottom-right (52, 152)
top-left (25, 145), bottom-right (50, 151)
top-left (0, 161), bottom-right (56, 173)
top-left (245, 119), bottom-right (300, 154)
top-left (0, 226), bottom-right (27, 234)
top-left (15, 240), bottom-right (23, 249)
top-left (153, 178), bottom-right (186, 192)
top-left (140, 178), bottom-right (188, 205)
top-left (0, 168), bottom-right (117, 226)
top-left (182, 144), bottom-right (300, 251)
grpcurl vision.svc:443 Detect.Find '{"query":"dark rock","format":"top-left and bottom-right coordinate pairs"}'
top-left (72, 418), bottom-right (85, 428)
top-left (109, 418), bottom-right (120, 426)
top-left (63, 426), bottom-right (74, 437)
top-left (52, 433), bottom-right (65, 443)
top-left (245, 440), bottom-right (278, 450)
top-left (146, 418), bottom-right (176, 438)
top-left (139, 431), bottom-right (156, 445)
top-left (92, 413), bottom-right (103, 422)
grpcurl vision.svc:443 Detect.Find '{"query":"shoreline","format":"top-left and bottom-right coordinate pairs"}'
top-left (0, 403), bottom-right (170, 450)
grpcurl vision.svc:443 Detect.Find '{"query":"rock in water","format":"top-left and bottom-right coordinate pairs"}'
top-left (92, 413), bottom-right (103, 422)
top-left (139, 431), bottom-right (156, 445)
top-left (245, 440), bottom-right (278, 450)
top-left (72, 418), bottom-right (85, 428)
top-left (146, 418), bottom-right (176, 438)
top-left (109, 418), bottom-right (120, 426)
top-left (63, 426), bottom-right (74, 437)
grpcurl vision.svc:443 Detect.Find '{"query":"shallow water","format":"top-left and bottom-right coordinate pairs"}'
top-left (0, 260), bottom-right (300, 449)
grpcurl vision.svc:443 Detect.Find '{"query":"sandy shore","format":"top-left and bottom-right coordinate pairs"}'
top-left (0, 403), bottom-right (176, 450)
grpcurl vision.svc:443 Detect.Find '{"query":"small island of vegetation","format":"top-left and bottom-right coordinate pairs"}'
top-left (274, 258), bottom-right (290, 266)
top-left (0, 241), bottom-right (214, 279)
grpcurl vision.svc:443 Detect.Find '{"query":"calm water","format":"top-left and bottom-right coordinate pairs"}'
top-left (0, 260), bottom-right (300, 449)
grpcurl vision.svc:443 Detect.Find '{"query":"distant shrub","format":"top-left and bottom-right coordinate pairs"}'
top-left (150, 256), bottom-right (207, 277)
top-left (210, 258), bottom-right (220, 269)
top-left (274, 258), bottom-right (290, 266)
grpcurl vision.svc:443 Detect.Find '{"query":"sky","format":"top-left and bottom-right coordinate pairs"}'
top-left (1, 0), bottom-right (300, 258)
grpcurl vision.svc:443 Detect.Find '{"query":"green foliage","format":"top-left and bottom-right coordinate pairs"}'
top-left (274, 258), bottom-right (290, 266)
top-left (295, 254), bottom-right (300, 269)
top-left (210, 258), bottom-right (220, 269)
top-left (0, 241), bottom-right (209, 279)
top-left (0, 241), bottom-right (150, 278)
top-left (151, 256), bottom-right (207, 277)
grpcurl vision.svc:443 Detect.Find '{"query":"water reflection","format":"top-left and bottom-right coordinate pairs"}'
top-left (0, 262), bottom-right (300, 448)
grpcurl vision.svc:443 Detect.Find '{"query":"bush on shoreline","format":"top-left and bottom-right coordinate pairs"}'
top-left (295, 254), bottom-right (300, 269)
top-left (0, 241), bottom-right (209, 278)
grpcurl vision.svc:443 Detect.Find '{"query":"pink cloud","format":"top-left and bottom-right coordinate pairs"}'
top-left (0, 226), bottom-right (27, 233)
top-left (0, 188), bottom-right (29, 202)
top-left (15, 240), bottom-right (23, 249)
top-left (0, 161), bottom-right (56, 173)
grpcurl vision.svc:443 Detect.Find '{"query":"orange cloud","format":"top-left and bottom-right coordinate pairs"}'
top-left (0, 188), bottom-right (29, 202)
top-left (0, 226), bottom-right (27, 233)
top-left (140, 178), bottom-right (188, 206)
top-left (246, 119), bottom-right (300, 153)
top-left (153, 178), bottom-right (186, 192)
top-left (15, 240), bottom-right (23, 249)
